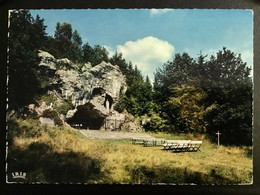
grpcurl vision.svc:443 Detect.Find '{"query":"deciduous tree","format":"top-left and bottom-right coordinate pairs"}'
top-left (8, 10), bottom-right (48, 109)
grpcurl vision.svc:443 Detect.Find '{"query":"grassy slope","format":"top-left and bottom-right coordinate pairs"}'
top-left (7, 119), bottom-right (252, 184)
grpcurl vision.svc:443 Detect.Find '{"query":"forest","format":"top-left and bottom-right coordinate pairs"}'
top-left (8, 10), bottom-right (252, 146)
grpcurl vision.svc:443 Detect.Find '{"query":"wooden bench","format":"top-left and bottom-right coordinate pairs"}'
top-left (163, 140), bottom-right (202, 152)
top-left (132, 138), bottom-right (166, 147)
top-left (132, 138), bottom-right (145, 145)
top-left (154, 139), bottom-right (166, 146)
top-left (176, 140), bottom-right (192, 152)
top-left (132, 138), bottom-right (202, 152)
top-left (187, 141), bottom-right (203, 152)
top-left (143, 139), bottom-right (166, 147)
top-left (162, 140), bottom-right (190, 151)
top-left (143, 139), bottom-right (156, 147)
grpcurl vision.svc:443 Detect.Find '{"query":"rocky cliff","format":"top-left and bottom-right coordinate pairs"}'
top-left (37, 50), bottom-right (127, 129)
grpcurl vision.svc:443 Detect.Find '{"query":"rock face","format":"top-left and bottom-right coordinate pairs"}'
top-left (37, 50), bottom-right (127, 129)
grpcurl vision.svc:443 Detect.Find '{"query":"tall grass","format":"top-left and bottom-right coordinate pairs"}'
top-left (7, 118), bottom-right (252, 184)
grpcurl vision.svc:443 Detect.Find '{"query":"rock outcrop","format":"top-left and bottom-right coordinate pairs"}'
top-left (37, 50), bottom-right (127, 129)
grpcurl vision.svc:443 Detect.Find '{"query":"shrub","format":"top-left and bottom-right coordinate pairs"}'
top-left (7, 118), bottom-right (42, 145)
top-left (27, 110), bottom-right (39, 119)
top-left (7, 118), bottom-right (21, 145)
top-left (35, 94), bottom-right (57, 106)
top-left (56, 98), bottom-right (73, 115)
top-left (42, 109), bottom-right (63, 126)
top-left (143, 112), bottom-right (172, 132)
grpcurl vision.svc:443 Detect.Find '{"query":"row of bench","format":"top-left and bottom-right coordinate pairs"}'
top-left (162, 140), bottom-right (202, 152)
top-left (131, 138), bottom-right (202, 152)
top-left (132, 138), bottom-right (165, 147)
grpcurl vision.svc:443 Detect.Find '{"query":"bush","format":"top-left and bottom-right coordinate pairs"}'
top-left (7, 118), bottom-right (42, 145)
top-left (26, 110), bottom-right (39, 120)
top-left (143, 112), bottom-right (172, 132)
top-left (56, 98), bottom-right (73, 115)
top-left (42, 109), bottom-right (63, 126)
top-left (35, 94), bottom-right (57, 106)
top-left (7, 118), bottom-right (21, 145)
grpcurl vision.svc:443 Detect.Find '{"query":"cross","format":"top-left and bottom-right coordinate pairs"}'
top-left (216, 131), bottom-right (221, 146)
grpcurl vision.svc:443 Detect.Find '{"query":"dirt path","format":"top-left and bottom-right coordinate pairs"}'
top-left (79, 130), bottom-right (155, 140)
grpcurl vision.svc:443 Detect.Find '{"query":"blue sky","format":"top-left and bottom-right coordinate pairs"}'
top-left (30, 9), bottom-right (253, 81)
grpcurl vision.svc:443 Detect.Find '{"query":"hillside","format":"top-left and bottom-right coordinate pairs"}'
top-left (7, 118), bottom-right (252, 184)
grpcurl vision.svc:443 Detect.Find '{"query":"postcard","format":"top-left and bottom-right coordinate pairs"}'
top-left (6, 8), bottom-right (253, 185)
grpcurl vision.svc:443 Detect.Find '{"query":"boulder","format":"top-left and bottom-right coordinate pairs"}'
top-left (38, 50), bottom-right (57, 70)
top-left (39, 117), bottom-right (55, 126)
top-left (34, 101), bottom-right (53, 116)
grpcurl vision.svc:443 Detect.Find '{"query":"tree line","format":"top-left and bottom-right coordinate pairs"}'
top-left (8, 10), bottom-right (252, 146)
top-left (151, 51), bottom-right (252, 145)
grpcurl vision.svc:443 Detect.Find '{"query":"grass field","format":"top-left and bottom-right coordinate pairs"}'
top-left (7, 118), bottom-right (253, 184)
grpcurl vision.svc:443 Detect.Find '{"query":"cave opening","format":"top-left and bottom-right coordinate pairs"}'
top-left (67, 89), bottom-right (115, 130)
top-left (67, 104), bottom-right (105, 130)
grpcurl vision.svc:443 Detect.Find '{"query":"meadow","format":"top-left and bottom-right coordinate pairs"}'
top-left (7, 118), bottom-right (253, 184)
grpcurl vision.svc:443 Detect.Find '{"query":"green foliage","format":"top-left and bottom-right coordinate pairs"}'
top-left (155, 52), bottom-right (196, 100)
top-left (56, 98), bottom-right (74, 115)
top-left (114, 95), bottom-right (128, 113)
top-left (8, 10), bottom-right (48, 109)
top-left (7, 119), bottom-right (21, 145)
top-left (109, 52), bottom-right (128, 75)
top-left (166, 85), bottom-right (208, 133)
top-left (82, 44), bottom-right (109, 66)
top-left (42, 109), bottom-right (63, 126)
top-left (143, 112), bottom-right (172, 133)
top-left (201, 48), bottom-right (252, 145)
top-left (123, 77), bottom-right (154, 117)
top-left (26, 110), bottom-right (39, 120)
top-left (112, 57), bottom-right (155, 118)
top-left (82, 42), bottom-right (94, 64)
top-left (154, 48), bottom-right (252, 145)
top-left (91, 45), bottom-right (109, 65)
top-left (35, 94), bottom-right (73, 116)
top-left (7, 118), bottom-right (42, 145)
top-left (46, 22), bottom-right (83, 63)
top-left (205, 103), bottom-right (252, 145)
top-left (116, 85), bottom-right (154, 117)
top-left (35, 94), bottom-right (57, 106)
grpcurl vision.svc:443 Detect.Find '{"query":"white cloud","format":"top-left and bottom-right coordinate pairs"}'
top-left (241, 49), bottom-right (253, 76)
top-left (116, 36), bottom-right (175, 82)
top-left (241, 49), bottom-right (253, 68)
top-left (150, 9), bottom-right (173, 16)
